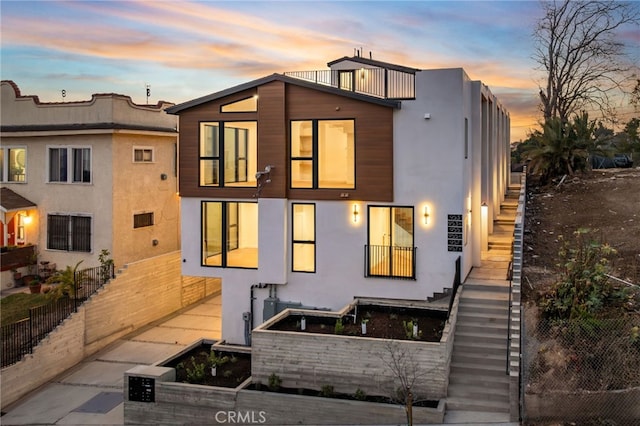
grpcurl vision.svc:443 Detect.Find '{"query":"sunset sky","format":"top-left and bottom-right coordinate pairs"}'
top-left (1, 1), bottom-right (638, 142)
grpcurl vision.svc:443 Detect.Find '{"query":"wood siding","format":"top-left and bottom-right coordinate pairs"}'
top-left (176, 82), bottom-right (394, 201)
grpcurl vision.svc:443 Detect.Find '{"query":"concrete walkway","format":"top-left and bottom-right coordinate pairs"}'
top-left (0, 294), bottom-right (221, 425)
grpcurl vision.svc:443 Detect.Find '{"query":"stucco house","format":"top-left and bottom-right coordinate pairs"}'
top-left (0, 81), bottom-right (180, 285)
top-left (167, 55), bottom-right (511, 344)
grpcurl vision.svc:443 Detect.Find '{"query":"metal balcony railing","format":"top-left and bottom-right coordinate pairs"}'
top-left (364, 244), bottom-right (417, 280)
top-left (285, 68), bottom-right (415, 100)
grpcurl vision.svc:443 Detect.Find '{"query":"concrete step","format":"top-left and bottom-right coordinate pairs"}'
top-left (461, 288), bottom-right (510, 301)
top-left (456, 322), bottom-right (508, 335)
top-left (452, 352), bottom-right (508, 369)
top-left (454, 330), bottom-right (508, 346)
top-left (450, 361), bottom-right (508, 377)
top-left (457, 302), bottom-right (509, 316)
top-left (443, 410), bottom-right (513, 424)
top-left (446, 396), bottom-right (510, 413)
top-left (457, 311), bottom-right (508, 325)
top-left (453, 340), bottom-right (509, 356)
top-left (447, 383), bottom-right (509, 402)
top-left (449, 371), bottom-right (510, 390)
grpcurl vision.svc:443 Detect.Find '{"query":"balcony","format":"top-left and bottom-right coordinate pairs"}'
top-left (284, 68), bottom-right (415, 100)
top-left (364, 244), bottom-right (417, 279)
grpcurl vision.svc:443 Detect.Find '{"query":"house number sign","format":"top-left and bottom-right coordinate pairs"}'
top-left (447, 214), bottom-right (463, 252)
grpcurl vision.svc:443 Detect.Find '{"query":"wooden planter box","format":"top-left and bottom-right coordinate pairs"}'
top-left (251, 297), bottom-right (460, 400)
top-left (0, 244), bottom-right (36, 272)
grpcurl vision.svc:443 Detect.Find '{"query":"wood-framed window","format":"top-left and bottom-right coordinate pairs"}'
top-left (133, 147), bottom-right (154, 163)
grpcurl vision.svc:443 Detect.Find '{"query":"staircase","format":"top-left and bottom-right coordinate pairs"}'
top-left (444, 188), bottom-right (519, 423)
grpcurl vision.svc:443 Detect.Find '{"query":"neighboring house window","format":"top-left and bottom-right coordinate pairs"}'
top-left (48, 147), bottom-right (91, 183)
top-left (133, 147), bottom-right (154, 163)
top-left (290, 119), bottom-right (355, 189)
top-left (292, 203), bottom-right (315, 273)
top-left (221, 96), bottom-right (257, 112)
top-left (0, 146), bottom-right (27, 182)
top-left (366, 206), bottom-right (415, 279)
top-left (47, 214), bottom-right (92, 252)
top-left (199, 122), bottom-right (257, 187)
top-left (202, 201), bottom-right (258, 268)
top-left (133, 212), bottom-right (154, 228)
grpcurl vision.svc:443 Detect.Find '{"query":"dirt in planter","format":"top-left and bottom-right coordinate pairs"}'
top-left (268, 305), bottom-right (447, 342)
top-left (247, 384), bottom-right (440, 408)
top-left (164, 345), bottom-right (251, 387)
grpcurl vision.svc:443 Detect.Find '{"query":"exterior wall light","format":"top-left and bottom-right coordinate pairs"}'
top-left (22, 214), bottom-right (33, 225)
top-left (352, 204), bottom-right (359, 223)
top-left (423, 206), bottom-right (430, 225)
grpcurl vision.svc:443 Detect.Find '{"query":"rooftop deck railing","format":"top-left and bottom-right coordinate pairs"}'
top-left (284, 68), bottom-right (415, 99)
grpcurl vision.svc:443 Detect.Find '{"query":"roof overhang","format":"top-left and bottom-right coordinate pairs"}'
top-left (0, 188), bottom-right (37, 213)
top-left (165, 73), bottom-right (401, 115)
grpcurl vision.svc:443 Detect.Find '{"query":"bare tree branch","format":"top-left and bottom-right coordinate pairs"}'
top-left (534, 0), bottom-right (640, 124)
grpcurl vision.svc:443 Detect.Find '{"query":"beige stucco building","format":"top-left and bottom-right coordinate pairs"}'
top-left (0, 80), bottom-right (179, 284)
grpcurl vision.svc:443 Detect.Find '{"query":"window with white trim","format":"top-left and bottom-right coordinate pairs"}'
top-left (48, 147), bottom-right (91, 183)
top-left (47, 214), bottom-right (92, 252)
top-left (133, 147), bottom-right (154, 163)
top-left (0, 146), bottom-right (27, 182)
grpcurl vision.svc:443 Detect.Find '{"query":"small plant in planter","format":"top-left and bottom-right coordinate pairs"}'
top-left (403, 319), bottom-right (421, 340)
top-left (46, 260), bottom-right (83, 300)
top-left (208, 351), bottom-right (230, 377)
top-left (267, 373), bottom-right (282, 391)
top-left (320, 384), bottom-right (335, 398)
top-left (354, 388), bottom-right (367, 401)
top-left (334, 318), bottom-right (345, 335)
top-left (361, 318), bottom-right (369, 335)
top-left (28, 276), bottom-right (42, 294)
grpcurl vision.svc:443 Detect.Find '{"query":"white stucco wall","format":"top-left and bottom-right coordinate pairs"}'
top-left (178, 67), bottom-right (511, 344)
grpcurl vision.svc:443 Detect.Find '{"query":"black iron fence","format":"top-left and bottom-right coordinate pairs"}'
top-left (364, 244), bottom-right (417, 280)
top-left (1, 263), bottom-right (115, 368)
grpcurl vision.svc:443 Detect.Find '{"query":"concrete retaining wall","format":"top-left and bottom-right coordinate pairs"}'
top-left (525, 387), bottom-right (640, 422)
top-left (124, 376), bottom-right (445, 425)
top-left (251, 301), bottom-right (457, 400)
top-left (1, 251), bottom-right (220, 409)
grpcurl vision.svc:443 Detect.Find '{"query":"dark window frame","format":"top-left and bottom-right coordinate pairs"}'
top-left (289, 118), bottom-right (356, 190)
top-left (291, 203), bottom-right (316, 273)
top-left (133, 212), bottom-right (154, 228)
top-left (199, 121), bottom-right (254, 187)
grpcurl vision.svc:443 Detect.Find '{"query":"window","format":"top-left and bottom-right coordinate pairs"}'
top-left (202, 201), bottom-right (258, 268)
top-left (48, 147), bottom-right (91, 183)
top-left (133, 212), bottom-right (154, 228)
top-left (47, 214), bottom-right (92, 252)
top-left (221, 96), bottom-right (257, 112)
top-left (133, 147), bottom-right (154, 163)
top-left (0, 147), bottom-right (27, 182)
top-left (292, 203), bottom-right (315, 272)
top-left (199, 122), bottom-right (257, 187)
top-left (366, 206), bottom-right (415, 279)
top-left (290, 119), bottom-right (355, 189)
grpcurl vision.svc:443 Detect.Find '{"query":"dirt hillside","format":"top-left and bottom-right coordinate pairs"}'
top-left (523, 167), bottom-right (640, 301)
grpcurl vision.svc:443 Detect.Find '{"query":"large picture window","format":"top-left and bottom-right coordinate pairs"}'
top-left (0, 147), bottom-right (27, 182)
top-left (47, 214), bottom-right (92, 252)
top-left (202, 201), bottom-right (258, 268)
top-left (199, 122), bottom-right (257, 187)
top-left (366, 206), bottom-right (415, 279)
top-left (291, 119), bottom-right (355, 189)
top-left (292, 203), bottom-right (315, 272)
top-left (48, 147), bottom-right (91, 183)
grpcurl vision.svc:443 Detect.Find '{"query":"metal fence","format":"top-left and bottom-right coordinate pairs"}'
top-left (522, 314), bottom-right (640, 425)
top-left (1, 264), bottom-right (114, 368)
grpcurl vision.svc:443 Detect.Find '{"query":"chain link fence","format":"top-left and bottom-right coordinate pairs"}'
top-left (522, 309), bottom-right (640, 425)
